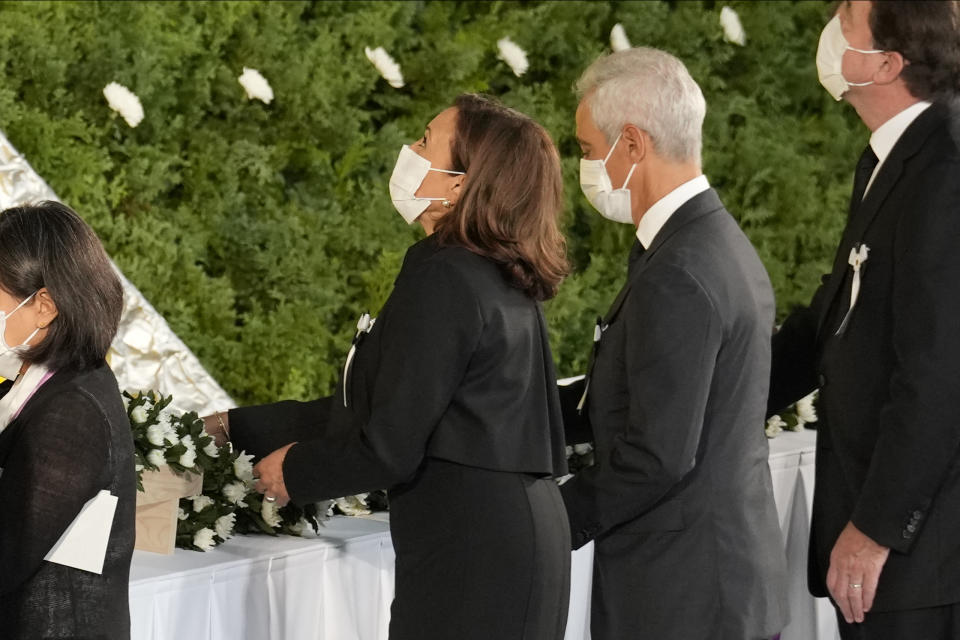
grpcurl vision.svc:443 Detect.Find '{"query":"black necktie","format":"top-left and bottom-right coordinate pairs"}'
top-left (627, 239), bottom-right (646, 273)
top-left (849, 145), bottom-right (879, 217)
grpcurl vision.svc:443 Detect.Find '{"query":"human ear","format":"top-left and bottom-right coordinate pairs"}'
top-left (35, 287), bottom-right (59, 329)
top-left (622, 124), bottom-right (647, 164)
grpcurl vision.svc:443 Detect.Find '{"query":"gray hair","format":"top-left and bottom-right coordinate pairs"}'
top-left (576, 47), bottom-right (706, 164)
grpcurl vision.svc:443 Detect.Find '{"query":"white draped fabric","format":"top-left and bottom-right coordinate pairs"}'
top-left (129, 430), bottom-right (839, 640)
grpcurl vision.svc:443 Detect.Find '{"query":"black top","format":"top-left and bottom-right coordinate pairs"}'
top-left (231, 235), bottom-right (568, 504)
top-left (0, 363), bottom-right (135, 639)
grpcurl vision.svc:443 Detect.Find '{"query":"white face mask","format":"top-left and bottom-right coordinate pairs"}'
top-left (579, 133), bottom-right (638, 225)
top-left (816, 15), bottom-right (885, 102)
top-left (0, 291), bottom-right (40, 381)
top-left (388, 145), bottom-right (465, 224)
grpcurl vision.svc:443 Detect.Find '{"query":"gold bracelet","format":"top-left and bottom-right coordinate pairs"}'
top-left (215, 411), bottom-right (229, 439)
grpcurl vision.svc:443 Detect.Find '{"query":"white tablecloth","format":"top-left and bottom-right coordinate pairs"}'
top-left (129, 430), bottom-right (839, 640)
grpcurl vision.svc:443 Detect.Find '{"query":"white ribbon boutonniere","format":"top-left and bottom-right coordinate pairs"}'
top-left (343, 312), bottom-right (376, 407)
top-left (836, 243), bottom-right (870, 336)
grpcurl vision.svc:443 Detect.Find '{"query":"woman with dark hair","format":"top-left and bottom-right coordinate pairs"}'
top-left (0, 201), bottom-right (133, 639)
top-left (205, 94), bottom-right (571, 639)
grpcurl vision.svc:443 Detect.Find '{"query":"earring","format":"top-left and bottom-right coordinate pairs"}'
top-left (442, 199), bottom-right (454, 208)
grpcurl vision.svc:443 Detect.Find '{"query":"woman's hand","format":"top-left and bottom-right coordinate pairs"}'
top-left (201, 412), bottom-right (230, 447)
top-left (253, 443), bottom-right (296, 507)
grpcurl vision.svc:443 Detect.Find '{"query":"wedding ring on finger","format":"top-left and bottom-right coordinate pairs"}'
top-left (265, 495), bottom-right (277, 503)
top-left (849, 583), bottom-right (863, 589)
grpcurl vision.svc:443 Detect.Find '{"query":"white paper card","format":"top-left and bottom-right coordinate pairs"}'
top-left (44, 490), bottom-right (118, 575)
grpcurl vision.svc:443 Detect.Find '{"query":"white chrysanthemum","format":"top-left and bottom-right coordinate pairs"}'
top-left (261, 499), bottom-right (282, 528)
top-left (179, 435), bottom-right (197, 468)
top-left (610, 23), bottom-right (631, 52)
top-left (203, 439), bottom-right (220, 458)
top-left (795, 392), bottom-right (818, 423)
top-left (720, 6), bottom-right (746, 46)
top-left (215, 513), bottom-right (236, 540)
top-left (497, 37), bottom-right (529, 77)
top-left (573, 443), bottom-right (593, 456)
top-left (334, 494), bottom-right (371, 516)
top-left (364, 46), bottom-right (405, 88)
top-left (146, 424), bottom-right (165, 447)
top-left (222, 481), bottom-right (248, 507)
top-left (130, 406), bottom-right (148, 425)
top-left (190, 494), bottom-right (215, 513)
top-left (193, 527), bottom-right (216, 552)
top-left (765, 415), bottom-right (786, 438)
top-left (238, 67), bottom-right (274, 104)
top-left (233, 452), bottom-right (255, 484)
top-left (146, 449), bottom-right (166, 467)
top-left (177, 507), bottom-right (189, 521)
top-left (135, 463), bottom-right (144, 472)
top-left (102, 82), bottom-right (144, 127)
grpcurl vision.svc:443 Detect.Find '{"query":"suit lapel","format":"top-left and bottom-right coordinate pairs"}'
top-left (816, 102), bottom-right (949, 336)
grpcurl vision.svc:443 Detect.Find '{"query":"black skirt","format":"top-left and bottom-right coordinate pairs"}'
top-left (388, 458), bottom-right (570, 640)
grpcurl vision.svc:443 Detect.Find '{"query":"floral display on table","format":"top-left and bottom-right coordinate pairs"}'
top-left (126, 390), bottom-right (385, 552)
top-left (765, 390), bottom-right (819, 438)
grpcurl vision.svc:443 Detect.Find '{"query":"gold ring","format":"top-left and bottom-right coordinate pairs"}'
top-left (849, 583), bottom-right (863, 589)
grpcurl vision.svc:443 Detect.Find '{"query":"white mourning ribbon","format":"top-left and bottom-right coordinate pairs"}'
top-left (836, 243), bottom-right (870, 336)
top-left (343, 313), bottom-right (375, 407)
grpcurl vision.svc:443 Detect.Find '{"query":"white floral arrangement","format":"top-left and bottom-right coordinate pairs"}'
top-left (765, 390), bottom-right (818, 438)
top-left (126, 391), bottom-right (372, 551)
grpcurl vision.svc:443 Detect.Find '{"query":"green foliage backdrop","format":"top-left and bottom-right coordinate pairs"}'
top-left (0, 1), bottom-right (865, 405)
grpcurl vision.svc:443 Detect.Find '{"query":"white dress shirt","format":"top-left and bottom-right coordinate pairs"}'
top-left (864, 100), bottom-right (932, 196)
top-left (636, 174), bottom-right (710, 249)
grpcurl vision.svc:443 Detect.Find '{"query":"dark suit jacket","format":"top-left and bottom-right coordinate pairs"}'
top-left (561, 189), bottom-right (787, 640)
top-left (769, 100), bottom-right (960, 612)
top-left (230, 234), bottom-right (568, 503)
top-left (0, 363), bottom-right (135, 639)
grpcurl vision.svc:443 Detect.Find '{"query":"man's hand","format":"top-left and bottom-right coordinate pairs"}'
top-left (826, 521), bottom-right (890, 623)
top-left (252, 442), bottom-right (296, 507)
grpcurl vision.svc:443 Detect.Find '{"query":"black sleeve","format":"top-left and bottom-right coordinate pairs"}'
top-left (767, 276), bottom-right (828, 416)
top-left (558, 377), bottom-right (592, 445)
top-left (561, 263), bottom-right (722, 547)
top-left (0, 392), bottom-right (110, 595)
top-left (228, 397), bottom-right (333, 461)
top-left (281, 259), bottom-right (483, 504)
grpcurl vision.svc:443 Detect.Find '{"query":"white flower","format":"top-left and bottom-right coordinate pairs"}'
top-left (765, 415), bottom-right (786, 438)
top-left (261, 499), bottom-right (282, 528)
top-left (720, 6), bottom-right (746, 46)
top-left (190, 494), bottom-right (215, 513)
top-left (203, 439), bottom-right (220, 458)
top-left (565, 445), bottom-right (573, 457)
top-left (193, 527), bottom-right (216, 552)
top-left (177, 507), bottom-right (189, 521)
top-left (364, 46), bottom-right (404, 89)
top-left (238, 67), bottom-right (274, 104)
top-left (795, 392), bottom-right (818, 424)
top-left (158, 414), bottom-right (180, 446)
top-left (135, 463), bottom-right (144, 472)
top-left (146, 424), bottom-right (165, 446)
top-left (222, 481), bottom-right (248, 507)
top-left (102, 82), bottom-right (144, 127)
top-left (181, 434), bottom-right (196, 454)
top-left (334, 494), bottom-right (371, 516)
top-left (179, 435), bottom-right (197, 468)
top-left (610, 23), bottom-right (631, 52)
top-left (233, 452), bottom-right (255, 484)
top-left (146, 449), bottom-right (166, 467)
top-left (497, 37), bottom-right (529, 77)
top-left (573, 443), bottom-right (593, 456)
top-left (130, 406), bottom-right (148, 425)
top-left (215, 513), bottom-right (236, 540)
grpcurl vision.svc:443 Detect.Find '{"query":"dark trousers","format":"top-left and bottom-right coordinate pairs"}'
top-left (837, 602), bottom-right (960, 640)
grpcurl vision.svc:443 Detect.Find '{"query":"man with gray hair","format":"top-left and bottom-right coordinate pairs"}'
top-left (560, 47), bottom-right (787, 639)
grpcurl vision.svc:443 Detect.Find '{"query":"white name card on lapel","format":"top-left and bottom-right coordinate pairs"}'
top-left (44, 490), bottom-right (118, 575)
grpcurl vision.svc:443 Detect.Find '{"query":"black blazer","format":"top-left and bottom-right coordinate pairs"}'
top-left (230, 235), bottom-right (568, 503)
top-left (0, 363), bottom-right (135, 639)
top-left (561, 189), bottom-right (787, 639)
top-left (770, 100), bottom-right (960, 612)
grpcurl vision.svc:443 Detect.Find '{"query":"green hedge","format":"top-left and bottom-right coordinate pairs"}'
top-left (0, 1), bottom-right (864, 405)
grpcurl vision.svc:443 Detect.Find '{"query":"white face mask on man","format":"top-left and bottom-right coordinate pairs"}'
top-left (816, 15), bottom-right (886, 101)
top-left (0, 291), bottom-right (40, 381)
top-left (579, 133), bottom-right (638, 225)
top-left (388, 145), bottom-right (465, 224)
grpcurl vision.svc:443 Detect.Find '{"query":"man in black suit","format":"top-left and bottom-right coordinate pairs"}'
top-left (768, 1), bottom-right (960, 637)
top-left (560, 47), bottom-right (787, 640)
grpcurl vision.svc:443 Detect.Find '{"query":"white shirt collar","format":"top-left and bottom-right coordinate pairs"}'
top-left (869, 101), bottom-right (932, 165)
top-left (636, 175), bottom-right (710, 249)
